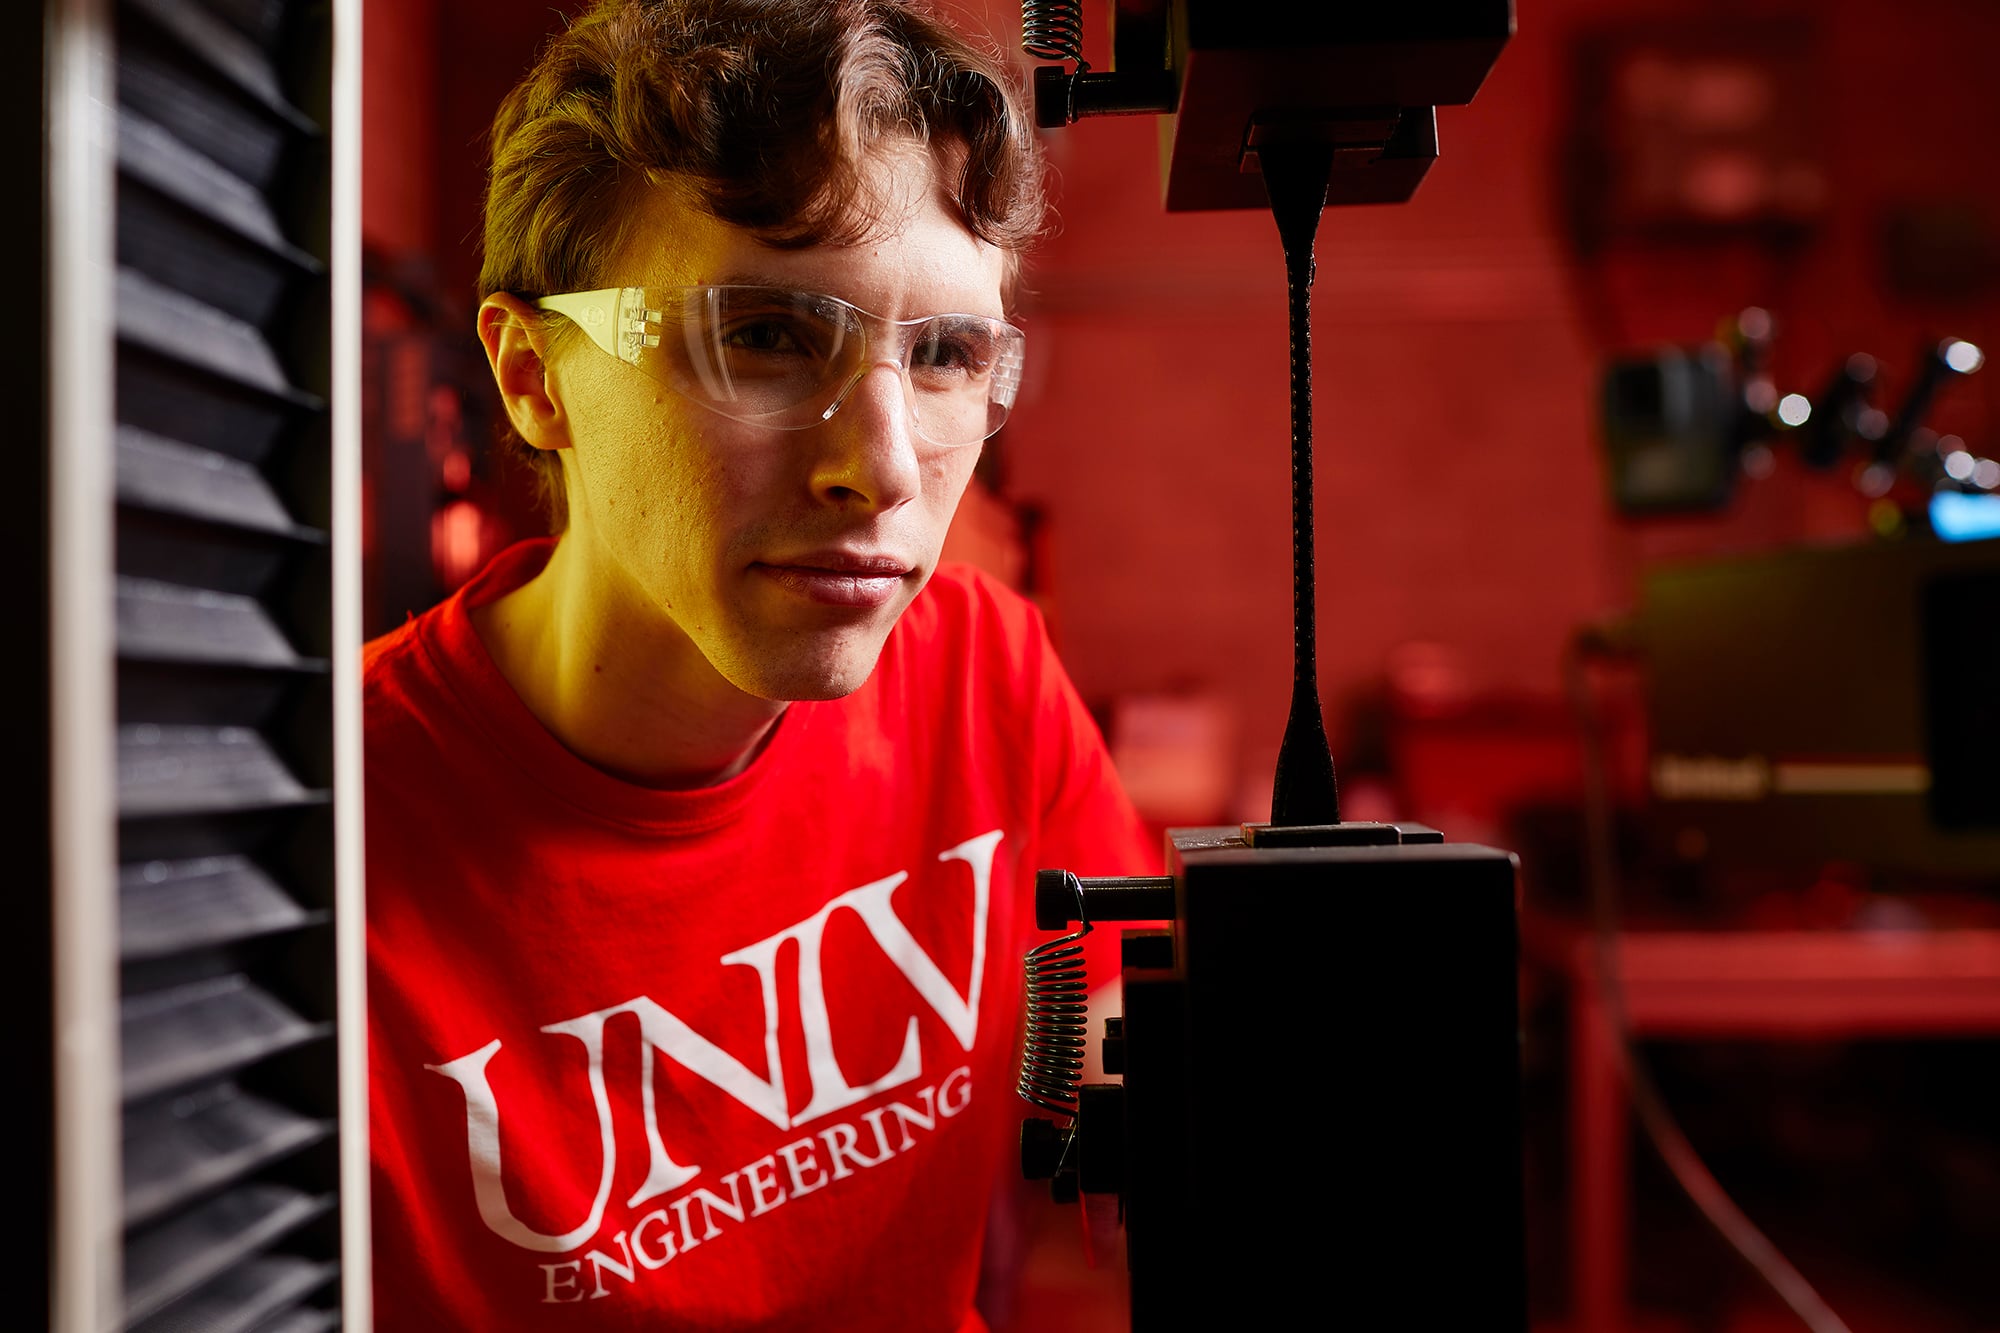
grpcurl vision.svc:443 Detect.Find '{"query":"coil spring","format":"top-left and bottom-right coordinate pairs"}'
top-left (1020, 0), bottom-right (1088, 67)
top-left (1017, 871), bottom-right (1092, 1117)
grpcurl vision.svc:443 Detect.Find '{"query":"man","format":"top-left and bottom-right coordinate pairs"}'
top-left (364, 1), bottom-right (1153, 1328)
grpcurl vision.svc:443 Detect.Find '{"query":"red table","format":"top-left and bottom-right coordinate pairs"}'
top-left (1535, 922), bottom-right (2000, 1331)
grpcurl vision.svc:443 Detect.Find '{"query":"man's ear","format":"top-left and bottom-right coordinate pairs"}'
top-left (478, 293), bottom-right (572, 451)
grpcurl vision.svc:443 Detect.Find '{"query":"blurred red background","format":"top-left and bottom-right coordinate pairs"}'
top-left (359, 2), bottom-right (2000, 1329)
top-left (362, 0), bottom-right (2000, 822)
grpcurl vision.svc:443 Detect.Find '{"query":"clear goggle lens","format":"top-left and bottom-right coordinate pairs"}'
top-left (536, 286), bottom-right (1025, 448)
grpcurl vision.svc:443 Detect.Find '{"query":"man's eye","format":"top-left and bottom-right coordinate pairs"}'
top-left (912, 322), bottom-right (997, 376)
top-left (721, 318), bottom-right (812, 354)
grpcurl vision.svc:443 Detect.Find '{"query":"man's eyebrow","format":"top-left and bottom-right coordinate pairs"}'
top-left (699, 274), bottom-right (1008, 320)
top-left (708, 273), bottom-right (798, 290)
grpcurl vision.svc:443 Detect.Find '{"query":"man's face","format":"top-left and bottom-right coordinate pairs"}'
top-left (538, 146), bottom-right (1007, 703)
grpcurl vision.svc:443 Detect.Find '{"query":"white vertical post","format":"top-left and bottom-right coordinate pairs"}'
top-left (47, 0), bottom-right (121, 1327)
top-left (330, 0), bottom-right (372, 1325)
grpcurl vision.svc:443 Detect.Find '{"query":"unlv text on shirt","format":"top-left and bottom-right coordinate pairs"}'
top-left (421, 830), bottom-right (1006, 1298)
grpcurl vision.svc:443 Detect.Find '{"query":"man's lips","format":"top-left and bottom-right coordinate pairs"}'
top-left (751, 554), bottom-right (915, 608)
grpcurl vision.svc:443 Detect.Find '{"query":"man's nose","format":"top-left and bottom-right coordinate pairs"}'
top-left (807, 360), bottom-right (923, 510)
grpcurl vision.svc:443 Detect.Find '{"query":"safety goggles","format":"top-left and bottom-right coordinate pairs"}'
top-left (535, 285), bottom-right (1026, 449)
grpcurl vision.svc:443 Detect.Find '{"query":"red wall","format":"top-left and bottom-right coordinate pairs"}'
top-left (369, 0), bottom-right (2000, 810)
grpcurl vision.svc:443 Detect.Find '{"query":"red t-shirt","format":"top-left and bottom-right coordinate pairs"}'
top-left (365, 540), bottom-right (1154, 1331)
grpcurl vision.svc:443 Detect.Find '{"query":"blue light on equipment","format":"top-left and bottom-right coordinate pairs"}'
top-left (1930, 491), bottom-right (2000, 543)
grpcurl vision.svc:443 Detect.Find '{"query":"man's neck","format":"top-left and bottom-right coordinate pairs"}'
top-left (469, 537), bottom-right (787, 789)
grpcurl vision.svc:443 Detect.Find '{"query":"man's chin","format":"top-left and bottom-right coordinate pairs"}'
top-left (722, 639), bottom-right (889, 704)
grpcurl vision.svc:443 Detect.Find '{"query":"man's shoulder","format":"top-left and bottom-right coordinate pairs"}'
top-left (362, 615), bottom-right (421, 677)
top-left (361, 607), bottom-right (454, 750)
top-left (361, 542), bottom-right (543, 738)
top-left (362, 613), bottom-right (429, 697)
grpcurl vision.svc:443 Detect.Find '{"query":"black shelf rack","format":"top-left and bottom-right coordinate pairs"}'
top-left (22, 0), bottom-right (364, 1327)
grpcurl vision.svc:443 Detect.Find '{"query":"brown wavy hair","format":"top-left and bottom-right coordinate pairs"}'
top-left (480, 0), bottom-right (1048, 528)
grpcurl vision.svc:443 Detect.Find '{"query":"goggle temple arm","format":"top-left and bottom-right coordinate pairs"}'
top-left (535, 288), bottom-right (661, 368)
